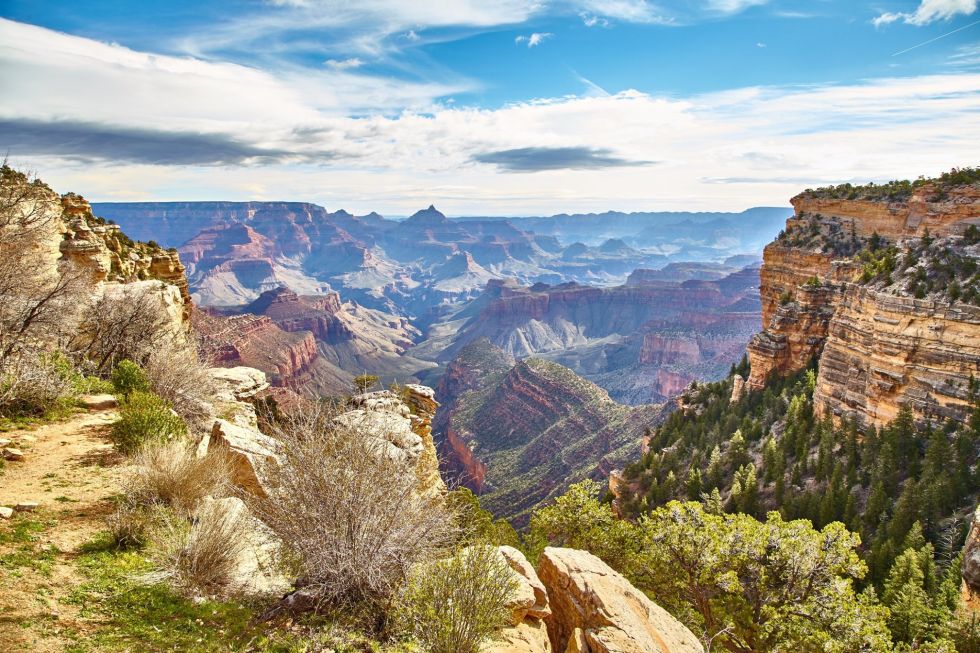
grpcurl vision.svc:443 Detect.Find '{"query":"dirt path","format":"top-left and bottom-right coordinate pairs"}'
top-left (0, 406), bottom-right (122, 652)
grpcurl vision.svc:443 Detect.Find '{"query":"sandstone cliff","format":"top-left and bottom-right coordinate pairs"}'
top-left (747, 174), bottom-right (980, 427)
top-left (60, 193), bottom-right (192, 319)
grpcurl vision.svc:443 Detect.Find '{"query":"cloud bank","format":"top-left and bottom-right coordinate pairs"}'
top-left (1, 17), bottom-right (978, 215)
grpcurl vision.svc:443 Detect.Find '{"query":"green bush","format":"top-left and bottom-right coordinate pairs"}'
top-left (398, 546), bottom-right (517, 653)
top-left (112, 359), bottom-right (150, 397)
top-left (110, 391), bottom-right (186, 454)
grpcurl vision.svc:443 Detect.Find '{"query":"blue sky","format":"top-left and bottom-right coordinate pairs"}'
top-left (0, 1), bottom-right (978, 214)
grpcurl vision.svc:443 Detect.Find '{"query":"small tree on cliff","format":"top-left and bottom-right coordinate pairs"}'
top-left (352, 373), bottom-right (380, 394)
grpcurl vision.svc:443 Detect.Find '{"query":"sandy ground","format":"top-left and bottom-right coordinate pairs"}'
top-left (0, 407), bottom-right (122, 652)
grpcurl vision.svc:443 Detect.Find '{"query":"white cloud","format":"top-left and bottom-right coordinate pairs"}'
top-left (949, 41), bottom-right (980, 64)
top-left (706, 0), bottom-right (770, 14)
top-left (756, 42), bottom-right (767, 48)
top-left (874, 0), bottom-right (977, 27)
top-left (3, 18), bottom-right (979, 216)
top-left (515, 32), bottom-right (554, 47)
top-left (581, 14), bottom-right (610, 27)
top-left (324, 57), bottom-right (364, 69)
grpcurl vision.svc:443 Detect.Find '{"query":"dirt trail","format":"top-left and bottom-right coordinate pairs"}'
top-left (0, 406), bottom-right (123, 652)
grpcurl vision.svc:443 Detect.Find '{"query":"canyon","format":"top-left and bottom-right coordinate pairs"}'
top-left (434, 338), bottom-right (664, 525)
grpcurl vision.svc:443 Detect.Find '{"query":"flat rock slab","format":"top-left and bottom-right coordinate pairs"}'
top-left (0, 506), bottom-right (13, 519)
top-left (14, 501), bottom-right (39, 512)
top-left (78, 394), bottom-right (119, 410)
top-left (2, 447), bottom-right (24, 461)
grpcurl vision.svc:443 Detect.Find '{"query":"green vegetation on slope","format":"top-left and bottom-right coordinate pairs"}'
top-left (799, 166), bottom-right (980, 201)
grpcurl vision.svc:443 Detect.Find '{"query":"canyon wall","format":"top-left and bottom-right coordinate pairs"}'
top-left (748, 182), bottom-right (980, 427)
top-left (433, 339), bottom-right (664, 525)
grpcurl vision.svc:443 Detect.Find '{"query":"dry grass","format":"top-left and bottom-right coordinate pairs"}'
top-left (128, 439), bottom-right (231, 514)
top-left (248, 403), bottom-right (459, 614)
top-left (143, 344), bottom-right (217, 432)
top-left (152, 498), bottom-right (250, 596)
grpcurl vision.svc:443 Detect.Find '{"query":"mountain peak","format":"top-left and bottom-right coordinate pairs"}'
top-left (406, 205), bottom-right (448, 225)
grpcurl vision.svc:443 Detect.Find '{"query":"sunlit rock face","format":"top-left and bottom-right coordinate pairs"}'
top-left (748, 183), bottom-right (980, 427)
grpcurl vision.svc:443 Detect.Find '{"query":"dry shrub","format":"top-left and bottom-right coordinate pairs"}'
top-left (107, 501), bottom-right (173, 549)
top-left (0, 351), bottom-right (77, 418)
top-left (152, 498), bottom-right (250, 595)
top-left (248, 403), bottom-right (458, 615)
top-left (142, 344), bottom-right (217, 432)
top-left (73, 283), bottom-right (178, 375)
top-left (398, 546), bottom-right (518, 653)
top-left (128, 439), bottom-right (231, 514)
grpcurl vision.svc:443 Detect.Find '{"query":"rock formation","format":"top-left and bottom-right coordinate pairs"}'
top-left (487, 545), bottom-right (553, 653)
top-left (60, 193), bottom-right (192, 319)
top-left (747, 178), bottom-right (980, 427)
top-left (201, 367), bottom-right (445, 498)
top-left (424, 268), bottom-right (760, 405)
top-left (538, 547), bottom-right (703, 653)
top-left (434, 340), bottom-right (664, 524)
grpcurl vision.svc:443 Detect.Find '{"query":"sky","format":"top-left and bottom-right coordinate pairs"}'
top-left (1, 0), bottom-right (979, 215)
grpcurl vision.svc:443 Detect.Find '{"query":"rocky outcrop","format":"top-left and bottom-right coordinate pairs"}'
top-left (538, 547), bottom-right (703, 653)
top-left (747, 177), bottom-right (980, 426)
top-left (342, 385), bottom-right (445, 496)
top-left (60, 193), bottom-right (193, 319)
top-left (813, 286), bottom-right (980, 427)
top-left (791, 183), bottom-right (980, 240)
top-left (488, 546), bottom-right (553, 653)
top-left (201, 367), bottom-right (444, 497)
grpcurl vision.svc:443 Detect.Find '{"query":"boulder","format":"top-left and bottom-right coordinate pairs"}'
top-left (499, 545), bottom-right (550, 621)
top-left (14, 501), bottom-right (39, 512)
top-left (340, 387), bottom-right (444, 496)
top-left (79, 394), bottom-right (119, 410)
top-left (963, 505), bottom-right (980, 594)
top-left (487, 618), bottom-right (553, 653)
top-left (0, 506), bottom-right (13, 519)
top-left (208, 366), bottom-right (270, 402)
top-left (486, 546), bottom-right (554, 653)
top-left (196, 496), bottom-right (289, 595)
top-left (208, 419), bottom-right (277, 497)
top-left (538, 547), bottom-right (703, 653)
top-left (2, 447), bottom-right (24, 461)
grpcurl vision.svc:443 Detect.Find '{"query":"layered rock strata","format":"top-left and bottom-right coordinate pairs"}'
top-left (747, 181), bottom-right (980, 427)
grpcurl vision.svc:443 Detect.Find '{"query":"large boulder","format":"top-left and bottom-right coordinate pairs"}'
top-left (538, 547), bottom-right (703, 653)
top-left (341, 387), bottom-right (444, 496)
top-left (209, 366), bottom-right (270, 402)
top-left (207, 419), bottom-right (277, 497)
top-left (487, 546), bottom-right (553, 653)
